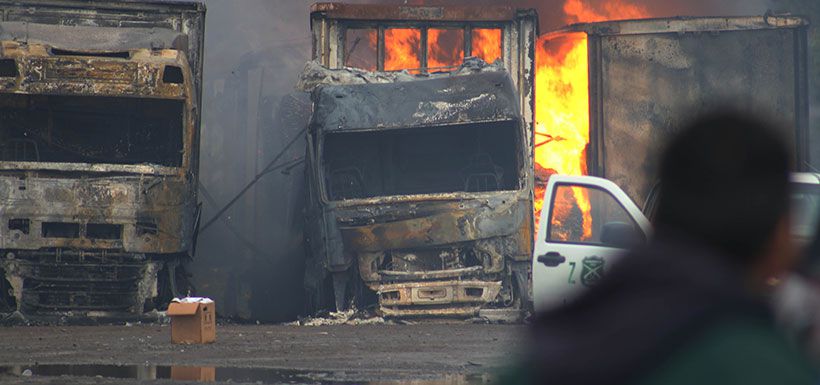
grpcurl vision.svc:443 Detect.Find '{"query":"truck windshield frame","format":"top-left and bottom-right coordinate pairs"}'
top-left (0, 93), bottom-right (186, 168)
top-left (339, 21), bottom-right (505, 73)
top-left (319, 119), bottom-right (525, 202)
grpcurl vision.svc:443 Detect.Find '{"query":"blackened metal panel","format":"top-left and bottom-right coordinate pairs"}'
top-left (595, 27), bottom-right (805, 204)
top-left (311, 71), bottom-right (521, 132)
top-left (515, 9), bottom-right (538, 159)
top-left (0, 22), bottom-right (185, 51)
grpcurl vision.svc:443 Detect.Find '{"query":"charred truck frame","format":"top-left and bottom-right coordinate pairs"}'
top-left (304, 4), bottom-right (538, 317)
top-left (0, 1), bottom-right (205, 317)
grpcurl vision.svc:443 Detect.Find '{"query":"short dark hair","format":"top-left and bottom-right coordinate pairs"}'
top-left (655, 111), bottom-right (791, 263)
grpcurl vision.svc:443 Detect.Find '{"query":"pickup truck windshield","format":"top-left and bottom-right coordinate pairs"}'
top-left (792, 182), bottom-right (820, 243)
top-left (0, 94), bottom-right (184, 167)
top-left (322, 120), bottom-right (521, 200)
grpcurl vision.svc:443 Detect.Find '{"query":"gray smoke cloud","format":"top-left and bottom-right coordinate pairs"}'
top-left (194, 0), bottom-right (802, 321)
top-left (194, 0), bottom-right (316, 321)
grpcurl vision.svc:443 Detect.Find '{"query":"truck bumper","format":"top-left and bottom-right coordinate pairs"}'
top-left (376, 280), bottom-right (501, 318)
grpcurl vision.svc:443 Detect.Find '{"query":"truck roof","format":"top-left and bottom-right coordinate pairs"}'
top-left (548, 15), bottom-right (808, 37)
top-left (0, 0), bottom-right (205, 11)
top-left (0, 22), bottom-right (186, 52)
top-left (0, 0), bottom-right (206, 109)
top-left (310, 3), bottom-right (525, 22)
top-left (311, 71), bottom-right (521, 133)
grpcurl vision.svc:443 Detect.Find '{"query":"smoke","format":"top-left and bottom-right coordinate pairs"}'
top-left (194, 0), bottom-right (799, 321)
top-left (195, 0), bottom-right (316, 322)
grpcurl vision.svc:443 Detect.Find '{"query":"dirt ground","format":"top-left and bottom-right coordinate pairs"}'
top-left (0, 323), bottom-right (525, 384)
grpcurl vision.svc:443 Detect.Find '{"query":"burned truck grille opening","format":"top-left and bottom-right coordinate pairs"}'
top-left (323, 120), bottom-right (521, 200)
top-left (8, 218), bottom-right (30, 234)
top-left (50, 48), bottom-right (131, 59)
top-left (42, 222), bottom-right (80, 238)
top-left (0, 94), bottom-right (184, 166)
top-left (40, 222), bottom-right (124, 240)
top-left (12, 254), bottom-right (151, 312)
top-left (0, 59), bottom-right (19, 77)
top-left (381, 247), bottom-right (483, 273)
top-left (86, 224), bottom-right (123, 240)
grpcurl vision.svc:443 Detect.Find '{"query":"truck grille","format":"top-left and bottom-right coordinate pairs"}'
top-left (14, 255), bottom-right (150, 312)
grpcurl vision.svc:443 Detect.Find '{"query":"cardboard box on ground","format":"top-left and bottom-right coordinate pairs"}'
top-left (167, 297), bottom-right (216, 344)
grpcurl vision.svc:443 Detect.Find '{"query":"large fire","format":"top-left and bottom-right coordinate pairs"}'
top-left (534, 32), bottom-right (592, 240)
top-left (371, 0), bottom-right (649, 241)
top-left (381, 27), bottom-right (503, 71)
top-left (534, 0), bottom-right (649, 240)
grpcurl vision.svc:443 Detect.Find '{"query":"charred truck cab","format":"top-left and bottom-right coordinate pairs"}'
top-left (307, 72), bottom-right (533, 317)
top-left (0, 1), bottom-right (205, 317)
top-left (305, 4), bottom-right (538, 318)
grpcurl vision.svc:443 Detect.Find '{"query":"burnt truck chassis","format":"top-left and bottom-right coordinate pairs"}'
top-left (304, 70), bottom-right (534, 318)
top-left (0, 10), bottom-right (203, 317)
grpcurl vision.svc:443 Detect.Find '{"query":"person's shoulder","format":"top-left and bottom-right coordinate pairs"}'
top-left (638, 317), bottom-right (816, 385)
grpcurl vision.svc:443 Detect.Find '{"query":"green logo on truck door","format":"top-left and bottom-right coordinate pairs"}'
top-left (581, 256), bottom-right (605, 287)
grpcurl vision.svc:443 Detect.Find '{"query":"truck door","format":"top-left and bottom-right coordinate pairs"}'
top-left (532, 175), bottom-right (651, 312)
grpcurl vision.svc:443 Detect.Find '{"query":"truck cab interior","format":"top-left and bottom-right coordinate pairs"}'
top-left (0, 94), bottom-right (184, 167)
top-left (322, 120), bottom-right (522, 200)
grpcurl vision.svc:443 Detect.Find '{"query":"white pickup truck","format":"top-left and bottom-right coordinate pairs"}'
top-left (532, 173), bottom-right (820, 312)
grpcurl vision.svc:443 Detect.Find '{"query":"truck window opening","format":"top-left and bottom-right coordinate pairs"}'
top-left (344, 28), bottom-right (377, 71)
top-left (0, 94), bottom-right (184, 166)
top-left (50, 48), bottom-right (131, 59)
top-left (323, 120), bottom-right (521, 200)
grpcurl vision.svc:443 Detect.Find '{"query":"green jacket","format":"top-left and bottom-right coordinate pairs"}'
top-left (639, 317), bottom-right (815, 385)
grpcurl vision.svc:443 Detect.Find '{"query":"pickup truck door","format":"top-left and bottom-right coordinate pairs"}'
top-left (532, 175), bottom-right (652, 312)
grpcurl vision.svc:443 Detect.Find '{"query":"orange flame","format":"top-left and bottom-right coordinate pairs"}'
top-left (534, 1), bottom-right (649, 239)
top-left (384, 28), bottom-right (421, 72)
top-left (472, 28), bottom-right (502, 64)
top-left (535, 33), bottom-right (592, 240)
top-left (428, 29), bottom-right (465, 69)
top-left (564, 0), bottom-right (650, 23)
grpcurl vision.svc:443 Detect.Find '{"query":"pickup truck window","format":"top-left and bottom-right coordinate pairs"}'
top-left (549, 184), bottom-right (644, 248)
top-left (792, 183), bottom-right (820, 243)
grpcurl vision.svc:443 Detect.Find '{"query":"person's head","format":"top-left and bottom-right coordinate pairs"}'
top-left (655, 110), bottom-right (795, 282)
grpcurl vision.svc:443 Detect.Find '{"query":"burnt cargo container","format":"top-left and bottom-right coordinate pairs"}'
top-left (541, 15), bottom-right (811, 205)
top-left (0, 0), bottom-right (205, 318)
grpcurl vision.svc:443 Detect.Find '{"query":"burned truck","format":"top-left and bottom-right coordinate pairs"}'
top-left (303, 3), bottom-right (538, 317)
top-left (305, 70), bottom-right (533, 317)
top-left (0, 0), bottom-right (205, 317)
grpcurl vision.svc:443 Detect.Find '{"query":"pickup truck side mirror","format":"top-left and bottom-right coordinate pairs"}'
top-left (600, 221), bottom-right (645, 249)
